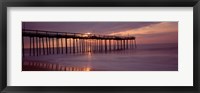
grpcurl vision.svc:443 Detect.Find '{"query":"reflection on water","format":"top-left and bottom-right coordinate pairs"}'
top-left (22, 43), bottom-right (178, 71)
top-left (87, 52), bottom-right (92, 67)
top-left (22, 61), bottom-right (91, 71)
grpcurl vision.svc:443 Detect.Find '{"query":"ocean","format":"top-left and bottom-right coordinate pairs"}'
top-left (23, 43), bottom-right (178, 71)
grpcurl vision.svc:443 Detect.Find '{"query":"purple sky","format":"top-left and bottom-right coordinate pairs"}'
top-left (22, 22), bottom-right (178, 45)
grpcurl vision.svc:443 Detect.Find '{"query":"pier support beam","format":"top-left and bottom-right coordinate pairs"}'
top-left (42, 37), bottom-right (45, 55)
top-left (105, 40), bottom-right (107, 52)
top-left (126, 40), bottom-right (128, 49)
top-left (123, 40), bottom-right (125, 50)
top-left (73, 38), bottom-right (75, 53)
top-left (29, 37), bottom-right (32, 56)
top-left (52, 38), bottom-right (54, 54)
top-left (65, 38), bottom-right (68, 54)
top-left (56, 38), bottom-right (59, 54)
top-left (76, 39), bottom-right (79, 53)
top-left (46, 37), bottom-right (49, 55)
top-left (121, 40), bottom-right (123, 50)
top-left (69, 38), bottom-right (72, 53)
top-left (36, 37), bottom-right (38, 56)
top-left (61, 38), bottom-right (63, 54)
top-left (109, 40), bottom-right (111, 51)
top-left (33, 37), bottom-right (35, 56)
top-left (49, 38), bottom-right (51, 54)
top-left (39, 37), bottom-right (41, 55)
top-left (134, 39), bottom-right (137, 48)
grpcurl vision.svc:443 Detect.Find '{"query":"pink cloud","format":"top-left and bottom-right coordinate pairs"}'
top-left (110, 22), bottom-right (178, 44)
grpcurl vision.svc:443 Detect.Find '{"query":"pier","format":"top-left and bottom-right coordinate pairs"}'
top-left (22, 29), bottom-right (136, 56)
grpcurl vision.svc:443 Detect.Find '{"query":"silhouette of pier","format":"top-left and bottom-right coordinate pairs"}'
top-left (22, 29), bottom-right (136, 56)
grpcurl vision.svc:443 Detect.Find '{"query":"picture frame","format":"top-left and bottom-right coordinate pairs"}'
top-left (0, 0), bottom-right (199, 93)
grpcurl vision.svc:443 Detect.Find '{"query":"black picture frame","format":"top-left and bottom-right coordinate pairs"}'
top-left (0, 0), bottom-right (199, 93)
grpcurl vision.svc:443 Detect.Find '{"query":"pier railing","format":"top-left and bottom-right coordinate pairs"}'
top-left (22, 29), bottom-right (137, 56)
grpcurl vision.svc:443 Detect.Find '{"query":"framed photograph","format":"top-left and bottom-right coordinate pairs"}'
top-left (0, 0), bottom-right (199, 93)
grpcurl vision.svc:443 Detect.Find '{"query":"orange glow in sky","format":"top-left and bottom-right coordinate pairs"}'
top-left (109, 22), bottom-right (178, 44)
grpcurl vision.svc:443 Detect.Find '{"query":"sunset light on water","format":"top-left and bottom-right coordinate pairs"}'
top-left (22, 22), bottom-right (178, 71)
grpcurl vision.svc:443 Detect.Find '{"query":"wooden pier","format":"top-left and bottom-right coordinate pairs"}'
top-left (22, 29), bottom-right (136, 56)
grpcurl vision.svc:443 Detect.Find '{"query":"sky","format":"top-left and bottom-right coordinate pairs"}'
top-left (22, 22), bottom-right (178, 46)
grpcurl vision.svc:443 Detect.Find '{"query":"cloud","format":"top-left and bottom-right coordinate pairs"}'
top-left (109, 22), bottom-right (178, 37)
top-left (23, 22), bottom-right (160, 35)
top-left (109, 22), bottom-right (178, 44)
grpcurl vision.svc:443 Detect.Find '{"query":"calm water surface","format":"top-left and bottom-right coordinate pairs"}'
top-left (23, 43), bottom-right (178, 71)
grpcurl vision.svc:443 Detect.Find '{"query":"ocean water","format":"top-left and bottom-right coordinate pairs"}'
top-left (23, 43), bottom-right (178, 71)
